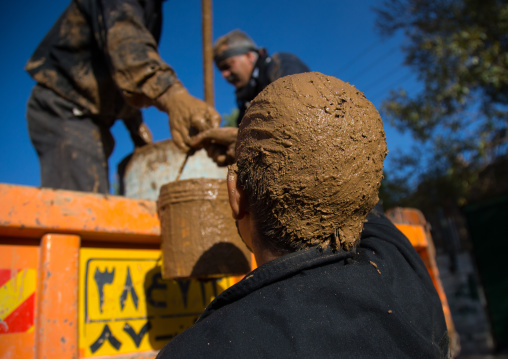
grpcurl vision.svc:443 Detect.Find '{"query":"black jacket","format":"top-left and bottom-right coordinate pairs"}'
top-left (235, 51), bottom-right (310, 125)
top-left (157, 213), bottom-right (450, 358)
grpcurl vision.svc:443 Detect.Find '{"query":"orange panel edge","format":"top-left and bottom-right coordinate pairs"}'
top-left (36, 234), bottom-right (80, 359)
top-left (388, 207), bottom-right (460, 356)
top-left (0, 183), bottom-right (160, 243)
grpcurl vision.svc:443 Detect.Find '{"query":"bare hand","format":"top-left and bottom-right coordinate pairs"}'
top-left (156, 82), bottom-right (221, 151)
top-left (190, 127), bottom-right (238, 166)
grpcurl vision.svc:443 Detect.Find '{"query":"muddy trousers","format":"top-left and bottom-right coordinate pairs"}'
top-left (26, 84), bottom-right (114, 194)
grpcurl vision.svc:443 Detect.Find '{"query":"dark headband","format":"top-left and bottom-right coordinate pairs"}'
top-left (214, 46), bottom-right (258, 65)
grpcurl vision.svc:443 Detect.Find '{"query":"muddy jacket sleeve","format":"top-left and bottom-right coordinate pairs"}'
top-left (79, 0), bottom-right (177, 108)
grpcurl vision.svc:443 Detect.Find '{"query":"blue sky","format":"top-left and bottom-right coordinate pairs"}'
top-left (0, 0), bottom-right (417, 193)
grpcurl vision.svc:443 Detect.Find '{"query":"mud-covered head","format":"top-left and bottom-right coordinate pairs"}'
top-left (236, 72), bottom-right (387, 252)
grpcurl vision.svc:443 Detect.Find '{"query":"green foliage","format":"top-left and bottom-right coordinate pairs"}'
top-left (374, 0), bottom-right (508, 208)
top-left (221, 108), bottom-right (239, 127)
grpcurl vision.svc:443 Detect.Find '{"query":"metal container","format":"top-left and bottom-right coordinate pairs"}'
top-left (119, 139), bottom-right (227, 201)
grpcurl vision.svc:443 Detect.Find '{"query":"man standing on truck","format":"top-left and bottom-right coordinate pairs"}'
top-left (213, 29), bottom-right (309, 125)
top-left (157, 72), bottom-right (451, 358)
top-left (26, 0), bottom-right (220, 194)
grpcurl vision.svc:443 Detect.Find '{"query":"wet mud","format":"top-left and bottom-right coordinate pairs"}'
top-left (236, 72), bottom-right (388, 249)
top-left (159, 178), bottom-right (250, 279)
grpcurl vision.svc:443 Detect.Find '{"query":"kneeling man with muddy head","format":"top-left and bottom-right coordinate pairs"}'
top-left (157, 72), bottom-right (451, 358)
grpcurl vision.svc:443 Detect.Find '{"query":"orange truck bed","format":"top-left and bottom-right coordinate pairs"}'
top-left (0, 184), bottom-right (456, 358)
top-left (386, 207), bottom-right (459, 356)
